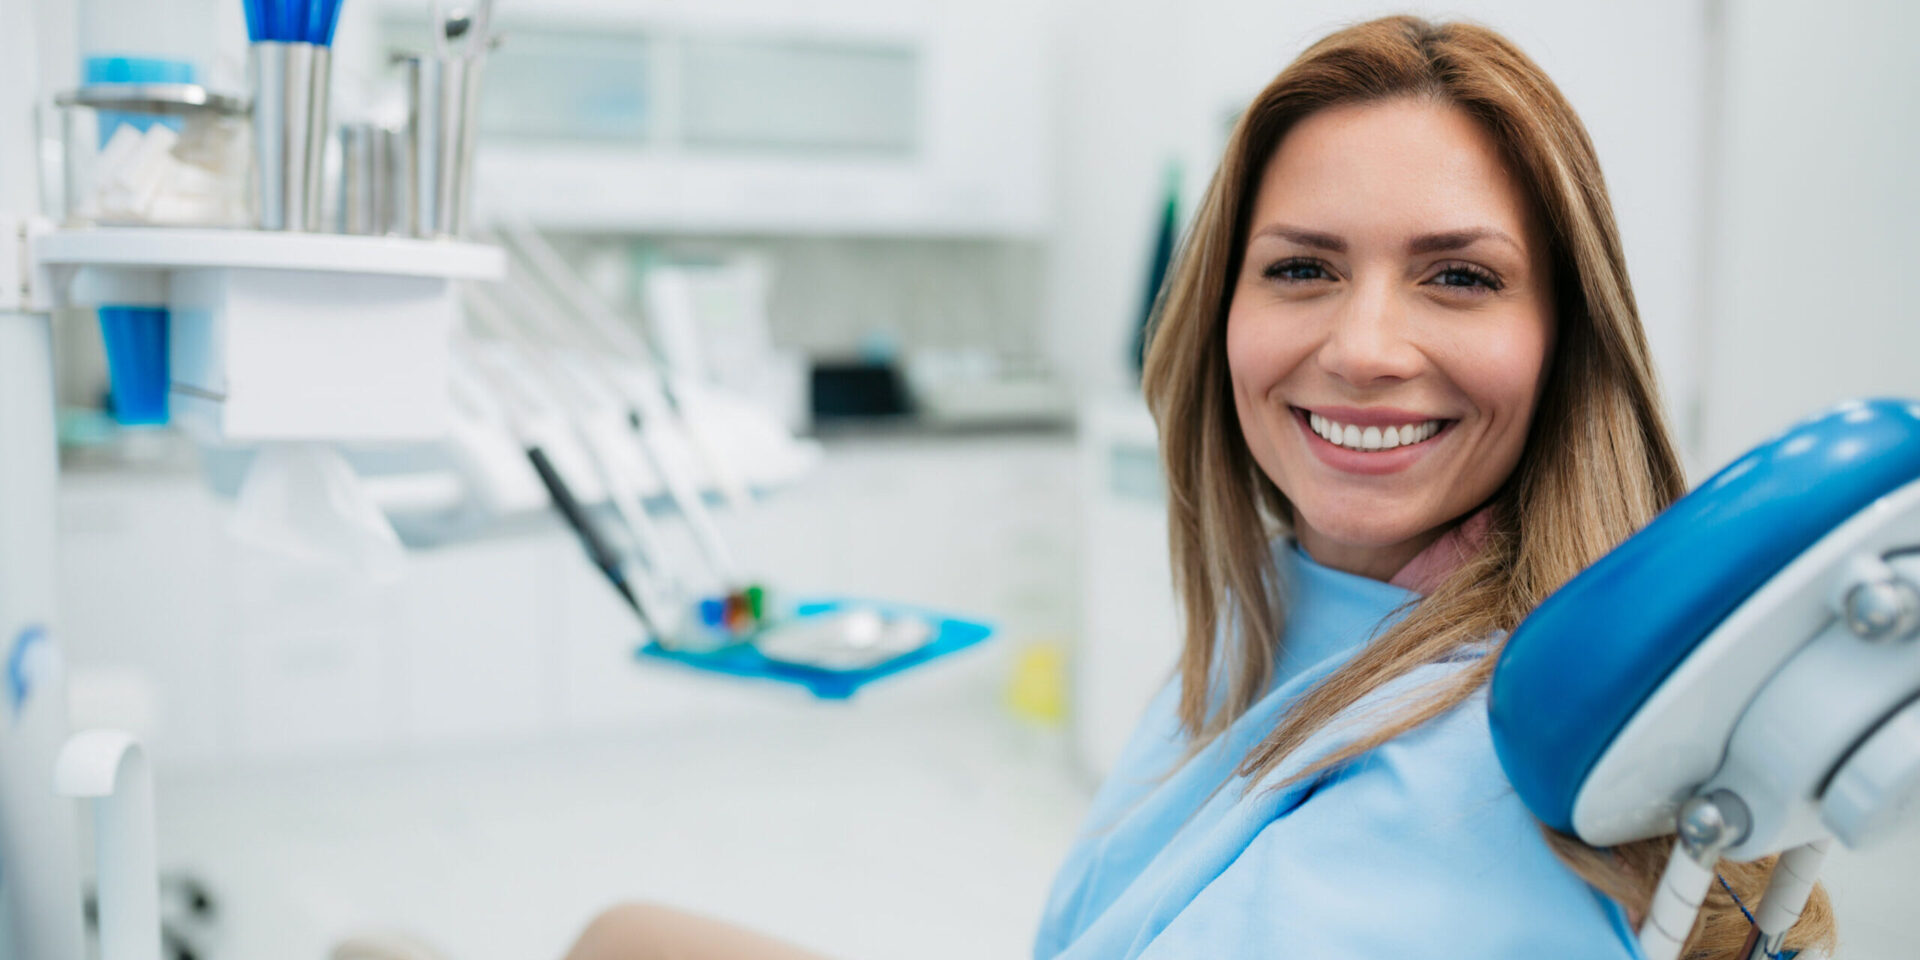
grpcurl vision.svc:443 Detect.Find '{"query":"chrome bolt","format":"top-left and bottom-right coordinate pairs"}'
top-left (1678, 791), bottom-right (1749, 861)
top-left (1844, 578), bottom-right (1920, 640)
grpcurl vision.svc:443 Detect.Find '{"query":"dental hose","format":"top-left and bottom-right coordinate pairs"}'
top-left (524, 444), bottom-right (658, 637)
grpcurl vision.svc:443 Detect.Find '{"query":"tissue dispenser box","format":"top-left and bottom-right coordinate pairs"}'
top-left (169, 267), bottom-right (454, 442)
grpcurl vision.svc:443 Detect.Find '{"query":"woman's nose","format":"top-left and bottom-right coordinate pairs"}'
top-left (1314, 282), bottom-right (1424, 386)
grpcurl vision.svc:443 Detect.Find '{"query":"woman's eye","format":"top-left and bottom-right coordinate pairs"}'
top-left (1262, 258), bottom-right (1331, 282)
top-left (1428, 264), bottom-right (1503, 291)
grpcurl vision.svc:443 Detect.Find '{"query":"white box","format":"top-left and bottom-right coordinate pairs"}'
top-left (170, 267), bottom-right (455, 442)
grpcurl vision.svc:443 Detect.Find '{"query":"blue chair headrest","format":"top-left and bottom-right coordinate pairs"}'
top-left (1489, 398), bottom-right (1920, 835)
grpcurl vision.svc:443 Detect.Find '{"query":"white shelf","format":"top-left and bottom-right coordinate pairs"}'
top-left (34, 227), bottom-right (505, 281)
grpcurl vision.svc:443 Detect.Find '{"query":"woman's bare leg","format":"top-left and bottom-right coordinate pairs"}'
top-left (562, 903), bottom-right (832, 960)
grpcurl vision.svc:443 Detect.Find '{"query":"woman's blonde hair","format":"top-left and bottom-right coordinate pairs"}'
top-left (1140, 15), bottom-right (1833, 957)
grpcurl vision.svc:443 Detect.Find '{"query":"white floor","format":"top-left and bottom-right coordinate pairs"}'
top-left (150, 651), bottom-right (1093, 960)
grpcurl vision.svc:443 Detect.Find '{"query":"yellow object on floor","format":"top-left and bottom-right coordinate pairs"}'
top-left (1006, 639), bottom-right (1069, 726)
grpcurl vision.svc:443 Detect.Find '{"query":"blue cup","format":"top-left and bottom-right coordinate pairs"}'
top-left (83, 56), bottom-right (196, 139)
top-left (84, 58), bottom-right (193, 428)
top-left (98, 306), bottom-right (170, 426)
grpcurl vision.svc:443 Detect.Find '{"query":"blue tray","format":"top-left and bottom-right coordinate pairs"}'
top-left (637, 598), bottom-right (994, 700)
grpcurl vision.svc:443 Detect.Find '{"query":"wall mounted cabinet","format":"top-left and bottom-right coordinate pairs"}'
top-left (367, 0), bottom-right (1050, 236)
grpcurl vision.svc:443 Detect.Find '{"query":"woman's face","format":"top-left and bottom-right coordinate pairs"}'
top-left (1226, 97), bottom-right (1555, 580)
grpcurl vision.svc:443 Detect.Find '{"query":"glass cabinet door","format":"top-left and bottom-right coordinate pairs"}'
top-left (679, 37), bottom-right (918, 156)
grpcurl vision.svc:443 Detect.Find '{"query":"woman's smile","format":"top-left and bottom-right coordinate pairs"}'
top-left (1291, 405), bottom-right (1457, 470)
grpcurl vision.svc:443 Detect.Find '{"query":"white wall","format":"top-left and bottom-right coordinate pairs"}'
top-left (1697, 0), bottom-right (1920, 472)
top-left (1041, 1), bottom-right (1712, 453)
top-left (1702, 4), bottom-right (1920, 954)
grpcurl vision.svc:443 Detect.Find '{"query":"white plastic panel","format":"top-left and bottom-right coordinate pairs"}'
top-left (1571, 477), bottom-right (1920, 848)
top-left (1706, 551), bottom-right (1920, 860)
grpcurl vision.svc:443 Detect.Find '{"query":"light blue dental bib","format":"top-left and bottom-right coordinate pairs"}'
top-left (1034, 544), bottom-right (1639, 959)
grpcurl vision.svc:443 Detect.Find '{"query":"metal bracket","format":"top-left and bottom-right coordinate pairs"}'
top-left (0, 214), bottom-right (56, 313)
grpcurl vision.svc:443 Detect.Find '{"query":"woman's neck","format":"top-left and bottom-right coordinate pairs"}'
top-left (1293, 526), bottom-right (1444, 583)
top-left (1292, 508), bottom-right (1492, 589)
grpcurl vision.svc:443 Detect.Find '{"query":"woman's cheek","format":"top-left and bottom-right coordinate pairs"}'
top-left (1465, 311), bottom-right (1550, 397)
top-left (1224, 304), bottom-right (1296, 397)
top-left (1224, 308), bottom-right (1291, 472)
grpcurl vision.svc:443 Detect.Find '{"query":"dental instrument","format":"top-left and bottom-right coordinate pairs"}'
top-left (462, 281), bottom-right (677, 580)
top-left (455, 336), bottom-right (665, 636)
top-left (484, 252), bottom-right (791, 646)
top-left (465, 278), bottom-right (777, 646)
top-left (456, 0), bottom-right (498, 61)
top-left (456, 299), bottom-right (672, 637)
top-left (493, 221), bottom-right (759, 513)
top-left (489, 248), bottom-right (745, 587)
top-left (527, 434), bottom-right (658, 635)
top-left (1491, 398), bottom-right (1920, 960)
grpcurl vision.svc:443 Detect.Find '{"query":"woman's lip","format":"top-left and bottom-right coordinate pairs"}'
top-left (1291, 406), bottom-right (1454, 476)
top-left (1296, 405), bottom-right (1451, 427)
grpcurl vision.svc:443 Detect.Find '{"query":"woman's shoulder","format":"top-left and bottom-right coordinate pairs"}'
top-left (1206, 660), bottom-right (1640, 958)
top-left (1302, 653), bottom-right (1510, 800)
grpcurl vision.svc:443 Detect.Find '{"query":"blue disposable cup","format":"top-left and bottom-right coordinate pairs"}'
top-left (83, 57), bottom-right (193, 428)
top-left (83, 56), bottom-right (196, 139)
top-left (98, 306), bottom-right (170, 426)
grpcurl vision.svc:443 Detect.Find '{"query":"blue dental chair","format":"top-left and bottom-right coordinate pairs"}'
top-left (1491, 398), bottom-right (1920, 960)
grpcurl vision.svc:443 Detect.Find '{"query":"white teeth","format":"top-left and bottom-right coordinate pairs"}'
top-left (1305, 412), bottom-right (1446, 452)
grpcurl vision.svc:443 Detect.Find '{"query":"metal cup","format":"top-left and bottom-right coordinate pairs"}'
top-left (250, 41), bottom-right (331, 231)
top-left (398, 54), bottom-right (486, 239)
top-left (339, 122), bottom-right (403, 235)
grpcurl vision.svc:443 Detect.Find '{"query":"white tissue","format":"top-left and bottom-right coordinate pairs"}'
top-left (82, 120), bottom-right (247, 226)
top-left (229, 443), bottom-right (407, 583)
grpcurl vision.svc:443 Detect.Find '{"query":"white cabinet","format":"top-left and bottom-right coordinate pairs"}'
top-left (1076, 394), bottom-right (1179, 779)
top-left (360, 0), bottom-right (1051, 236)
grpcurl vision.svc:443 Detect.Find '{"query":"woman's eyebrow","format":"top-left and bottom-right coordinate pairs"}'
top-left (1407, 228), bottom-right (1521, 255)
top-left (1250, 224), bottom-right (1521, 256)
top-left (1250, 224), bottom-right (1346, 252)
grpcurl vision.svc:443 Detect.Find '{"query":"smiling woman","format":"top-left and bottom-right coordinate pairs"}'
top-left (1226, 97), bottom-right (1555, 580)
top-left (558, 14), bottom-right (1837, 960)
top-left (1053, 13), bottom-right (1838, 960)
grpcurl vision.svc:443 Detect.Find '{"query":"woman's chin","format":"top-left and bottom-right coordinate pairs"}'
top-left (1292, 513), bottom-right (1437, 555)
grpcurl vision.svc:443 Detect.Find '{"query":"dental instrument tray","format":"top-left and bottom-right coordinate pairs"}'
top-left (637, 599), bottom-right (993, 699)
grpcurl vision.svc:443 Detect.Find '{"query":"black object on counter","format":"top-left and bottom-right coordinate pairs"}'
top-left (810, 360), bottom-right (913, 420)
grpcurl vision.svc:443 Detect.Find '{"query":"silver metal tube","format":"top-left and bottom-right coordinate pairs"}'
top-left (451, 56), bottom-right (486, 236)
top-left (400, 54), bottom-right (484, 239)
top-left (305, 46), bottom-right (332, 229)
top-left (339, 123), bottom-right (375, 234)
top-left (340, 123), bottom-right (400, 235)
top-left (250, 41), bottom-right (331, 231)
